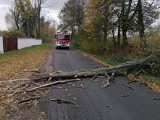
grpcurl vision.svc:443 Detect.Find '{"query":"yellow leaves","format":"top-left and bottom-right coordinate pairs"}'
top-left (0, 46), bottom-right (50, 80)
top-left (0, 44), bottom-right (51, 119)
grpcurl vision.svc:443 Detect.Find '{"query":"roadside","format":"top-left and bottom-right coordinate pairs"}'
top-left (78, 49), bottom-right (160, 92)
top-left (0, 44), bottom-right (53, 120)
top-left (1, 44), bottom-right (159, 119)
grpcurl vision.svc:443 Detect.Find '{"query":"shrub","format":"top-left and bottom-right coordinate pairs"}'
top-left (2, 30), bottom-right (26, 37)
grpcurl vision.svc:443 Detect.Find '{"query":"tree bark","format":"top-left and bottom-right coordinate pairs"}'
top-left (137, 0), bottom-right (146, 47)
top-left (117, 22), bottom-right (121, 46)
top-left (122, 28), bottom-right (128, 46)
top-left (112, 29), bottom-right (116, 45)
top-left (47, 56), bottom-right (152, 80)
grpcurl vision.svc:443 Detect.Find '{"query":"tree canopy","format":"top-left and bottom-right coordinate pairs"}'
top-left (5, 0), bottom-right (56, 43)
top-left (59, 0), bottom-right (159, 47)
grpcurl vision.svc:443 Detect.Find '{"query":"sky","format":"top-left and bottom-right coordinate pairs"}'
top-left (0, 0), bottom-right (160, 30)
top-left (0, 0), bottom-right (67, 30)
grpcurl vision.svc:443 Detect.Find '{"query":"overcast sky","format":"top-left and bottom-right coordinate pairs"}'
top-left (0, 0), bottom-right (67, 30)
top-left (0, 0), bottom-right (160, 30)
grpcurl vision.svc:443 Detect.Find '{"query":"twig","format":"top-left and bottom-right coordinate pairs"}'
top-left (12, 81), bottom-right (30, 90)
top-left (110, 79), bottom-right (117, 84)
top-left (101, 81), bottom-right (110, 88)
top-left (23, 69), bottom-right (40, 73)
top-left (122, 83), bottom-right (135, 90)
top-left (0, 78), bottom-right (31, 83)
top-left (135, 69), bottom-right (147, 76)
top-left (91, 75), bottom-right (98, 81)
top-left (11, 83), bottom-right (31, 96)
top-left (19, 96), bottom-right (40, 103)
top-left (127, 80), bottom-right (137, 84)
top-left (101, 71), bottom-right (117, 88)
top-left (111, 71), bottom-right (116, 77)
top-left (47, 76), bottom-right (52, 81)
top-left (104, 73), bottom-right (110, 78)
top-left (106, 105), bottom-right (110, 108)
top-left (50, 99), bottom-right (75, 105)
top-left (152, 97), bottom-right (160, 101)
top-left (26, 79), bottom-right (81, 92)
top-left (121, 94), bottom-right (130, 97)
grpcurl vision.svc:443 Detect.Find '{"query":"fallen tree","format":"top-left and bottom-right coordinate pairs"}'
top-left (34, 55), bottom-right (152, 81)
top-left (1, 55), bottom-right (154, 104)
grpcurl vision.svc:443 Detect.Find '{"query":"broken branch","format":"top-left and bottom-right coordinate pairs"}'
top-left (152, 97), bottom-right (160, 101)
top-left (50, 99), bottom-right (75, 105)
top-left (26, 79), bottom-right (81, 92)
top-left (122, 83), bottom-right (135, 90)
top-left (19, 96), bottom-right (40, 103)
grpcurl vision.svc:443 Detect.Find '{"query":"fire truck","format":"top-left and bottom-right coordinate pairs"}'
top-left (55, 32), bottom-right (71, 49)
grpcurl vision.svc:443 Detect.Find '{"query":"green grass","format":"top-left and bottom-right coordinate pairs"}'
top-left (0, 43), bottom-right (53, 61)
top-left (79, 49), bottom-right (119, 66)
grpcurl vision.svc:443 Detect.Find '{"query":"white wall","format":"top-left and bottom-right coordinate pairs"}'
top-left (0, 36), bottom-right (4, 53)
top-left (18, 38), bottom-right (42, 49)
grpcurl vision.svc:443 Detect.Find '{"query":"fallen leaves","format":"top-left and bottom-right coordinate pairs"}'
top-left (0, 50), bottom-right (47, 80)
top-left (0, 44), bottom-right (52, 119)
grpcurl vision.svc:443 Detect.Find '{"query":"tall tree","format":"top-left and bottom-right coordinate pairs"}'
top-left (83, 0), bottom-right (112, 42)
top-left (15, 0), bottom-right (33, 37)
top-left (136, 0), bottom-right (159, 46)
top-left (58, 0), bottom-right (85, 36)
top-left (5, 5), bottom-right (20, 30)
top-left (5, 0), bottom-right (47, 38)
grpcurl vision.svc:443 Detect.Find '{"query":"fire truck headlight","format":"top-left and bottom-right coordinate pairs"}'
top-left (57, 41), bottom-right (61, 44)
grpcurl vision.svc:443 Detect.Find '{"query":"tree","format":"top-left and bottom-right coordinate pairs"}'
top-left (82, 0), bottom-right (159, 47)
top-left (5, 5), bottom-right (20, 30)
top-left (5, 0), bottom-right (52, 39)
top-left (40, 16), bottom-right (56, 43)
top-left (58, 0), bottom-right (85, 37)
top-left (14, 0), bottom-right (33, 37)
top-left (33, 0), bottom-right (47, 38)
top-left (136, 0), bottom-right (159, 47)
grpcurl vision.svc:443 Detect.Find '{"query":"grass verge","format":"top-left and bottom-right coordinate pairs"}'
top-left (0, 43), bottom-right (53, 120)
top-left (78, 49), bottom-right (119, 67)
top-left (0, 44), bottom-right (53, 80)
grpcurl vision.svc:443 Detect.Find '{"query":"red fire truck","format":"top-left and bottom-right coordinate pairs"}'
top-left (55, 32), bottom-right (71, 49)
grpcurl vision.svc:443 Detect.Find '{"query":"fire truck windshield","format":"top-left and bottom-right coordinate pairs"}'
top-left (57, 34), bottom-right (70, 40)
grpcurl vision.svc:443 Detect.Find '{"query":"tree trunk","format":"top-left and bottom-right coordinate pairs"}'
top-left (112, 29), bottom-right (116, 45)
top-left (27, 21), bottom-right (30, 37)
top-left (42, 56), bottom-right (152, 80)
top-left (36, 0), bottom-right (42, 39)
top-left (121, 1), bottom-right (128, 46)
top-left (137, 0), bottom-right (146, 47)
top-left (103, 28), bottom-right (107, 42)
top-left (117, 23), bottom-right (121, 46)
top-left (122, 28), bottom-right (128, 46)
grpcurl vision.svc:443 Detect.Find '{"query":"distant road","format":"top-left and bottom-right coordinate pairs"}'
top-left (44, 49), bottom-right (160, 120)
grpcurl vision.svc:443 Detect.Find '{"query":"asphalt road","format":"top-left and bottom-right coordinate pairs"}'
top-left (41, 49), bottom-right (160, 120)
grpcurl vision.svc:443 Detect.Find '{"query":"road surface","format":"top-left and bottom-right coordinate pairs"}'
top-left (40, 49), bottom-right (160, 120)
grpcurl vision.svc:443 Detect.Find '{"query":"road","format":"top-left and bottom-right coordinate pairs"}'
top-left (40, 49), bottom-right (160, 120)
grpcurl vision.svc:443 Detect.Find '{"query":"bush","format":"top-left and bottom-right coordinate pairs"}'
top-left (2, 30), bottom-right (26, 37)
top-left (112, 53), bottom-right (132, 63)
top-left (71, 34), bottom-right (82, 48)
